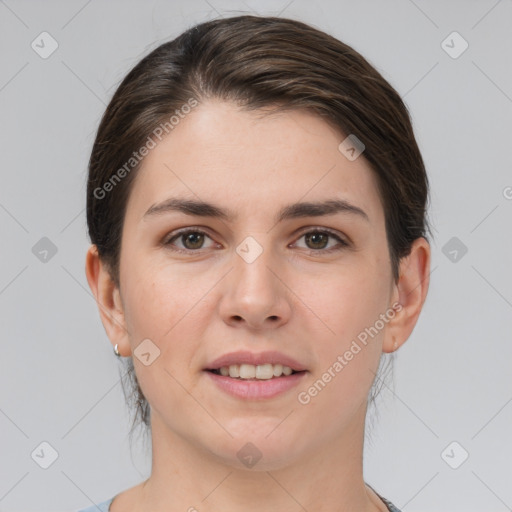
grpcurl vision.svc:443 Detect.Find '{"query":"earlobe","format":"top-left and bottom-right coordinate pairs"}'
top-left (383, 237), bottom-right (431, 353)
top-left (85, 244), bottom-right (130, 354)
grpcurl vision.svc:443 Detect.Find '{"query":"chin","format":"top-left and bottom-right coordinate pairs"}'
top-left (206, 432), bottom-right (301, 472)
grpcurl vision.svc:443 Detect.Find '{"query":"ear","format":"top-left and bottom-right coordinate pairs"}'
top-left (383, 237), bottom-right (431, 353)
top-left (85, 244), bottom-right (130, 356)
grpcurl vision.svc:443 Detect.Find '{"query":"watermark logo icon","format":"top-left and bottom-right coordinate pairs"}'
top-left (31, 32), bottom-right (59, 59)
top-left (31, 441), bottom-right (59, 469)
top-left (442, 236), bottom-right (468, 263)
top-left (237, 442), bottom-right (262, 468)
top-left (441, 31), bottom-right (468, 59)
top-left (338, 134), bottom-right (365, 161)
top-left (236, 236), bottom-right (263, 264)
top-left (441, 441), bottom-right (469, 469)
top-left (134, 338), bottom-right (161, 366)
top-left (32, 237), bottom-right (58, 263)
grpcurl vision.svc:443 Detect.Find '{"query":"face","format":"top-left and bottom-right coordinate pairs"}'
top-left (111, 99), bottom-right (401, 469)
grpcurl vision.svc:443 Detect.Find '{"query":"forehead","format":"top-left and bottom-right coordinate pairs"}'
top-left (124, 99), bottom-right (384, 226)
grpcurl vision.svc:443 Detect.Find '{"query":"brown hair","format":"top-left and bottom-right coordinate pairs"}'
top-left (87, 15), bottom-right (432, 443)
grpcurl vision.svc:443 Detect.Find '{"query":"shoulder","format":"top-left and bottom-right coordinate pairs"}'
top-left (75, 497), bottom-right (113, 512)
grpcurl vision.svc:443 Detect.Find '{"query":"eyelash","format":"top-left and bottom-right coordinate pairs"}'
top-left (162, 227), bottom-right (349, 255)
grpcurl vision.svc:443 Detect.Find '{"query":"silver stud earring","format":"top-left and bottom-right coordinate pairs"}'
top-left (114, 344), bottom-right (121, 357)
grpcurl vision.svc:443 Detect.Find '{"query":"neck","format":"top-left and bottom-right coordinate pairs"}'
top-left (127, 401), bottom-right (387, 512)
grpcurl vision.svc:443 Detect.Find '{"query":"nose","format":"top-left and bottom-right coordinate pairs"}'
top-left (218, 242), bottom-right (292, 331)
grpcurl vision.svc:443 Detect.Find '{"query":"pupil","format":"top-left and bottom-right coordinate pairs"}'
top-left (306, 232), bottom-right (327, 249)
top-left (184, 232), bottom-right (204, 249)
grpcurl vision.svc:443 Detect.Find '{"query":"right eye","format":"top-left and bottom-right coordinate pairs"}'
top-left (163, 228), bottom-right (217, 253)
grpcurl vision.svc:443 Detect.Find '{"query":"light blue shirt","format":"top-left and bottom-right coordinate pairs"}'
top-left (76, 487), bottom-right (402, 511)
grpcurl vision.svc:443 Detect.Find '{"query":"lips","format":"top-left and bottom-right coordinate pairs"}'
top-left (204, 350), bottom-right (307, 372)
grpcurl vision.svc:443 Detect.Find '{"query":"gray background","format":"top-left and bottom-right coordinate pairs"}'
top-left (1, 0), bottom-right (511, 511)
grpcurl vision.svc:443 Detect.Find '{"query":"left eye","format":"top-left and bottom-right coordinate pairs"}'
top-left (163, 228), bottom-right (348, 254)
top-left (293, 229), bottom-right (348, 252)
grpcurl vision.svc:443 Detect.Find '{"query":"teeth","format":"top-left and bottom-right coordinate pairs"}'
top-left (215, 363), bottom-right (296, 379)
top-left (240, 364), bottom-right (256, 379)
top-left (273, 364), bottom-right (283, 377)
top-left (282, 365), bottom-right (293, 376)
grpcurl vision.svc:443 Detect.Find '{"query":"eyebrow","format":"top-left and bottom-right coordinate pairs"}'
top-left (143, 197), bottom-right (369, 224)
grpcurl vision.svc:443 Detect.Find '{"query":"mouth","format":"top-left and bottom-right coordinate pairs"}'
top-left (206, 363), bottom-right (305, 380)
top-left (203, 351), bottom-right (308, 399)
top-left (204, 364), bottom-right (308, 399)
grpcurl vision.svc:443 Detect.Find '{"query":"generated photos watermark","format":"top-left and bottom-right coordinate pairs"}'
top-left (297, 301), bottom-right (402, 405)
top-left (93, 97), bottom-right (199, 200)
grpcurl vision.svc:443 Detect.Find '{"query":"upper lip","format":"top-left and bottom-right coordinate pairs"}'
top-left (204, 350), bottom-right (307, 372)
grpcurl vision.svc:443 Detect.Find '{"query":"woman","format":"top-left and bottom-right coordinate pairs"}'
top-left (81, 14), bottom-right (431, 512)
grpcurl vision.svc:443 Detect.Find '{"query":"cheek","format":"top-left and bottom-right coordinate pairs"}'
top-left (122, 271), bottom-right (201, 402)
top-left (121, 263), bottom-right (218, 383)
top-left (299, 275), bottom-right (387, 416)
top-left (300, 266), bottom-right (389, 377)
top-left (121, 256), bottom-right (194, 337)
top-left (304, 267), bottom-right (386, 333)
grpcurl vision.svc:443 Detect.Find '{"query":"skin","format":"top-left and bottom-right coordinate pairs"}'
top-left (86, 98), bottom-right (430, 512)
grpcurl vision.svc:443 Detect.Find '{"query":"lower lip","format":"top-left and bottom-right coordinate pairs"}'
top-left (204, 370), bottom-right (307, 399)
